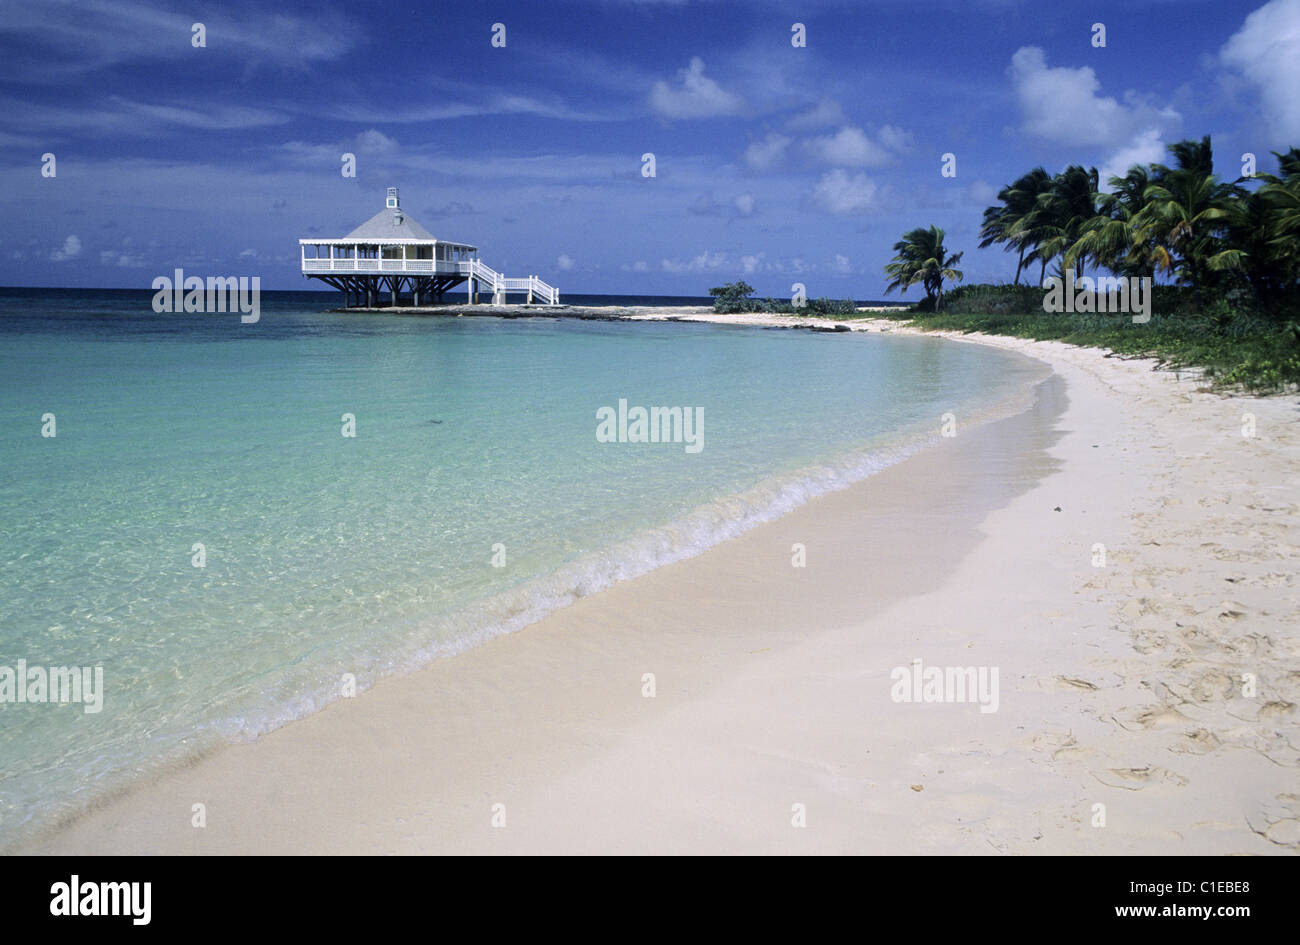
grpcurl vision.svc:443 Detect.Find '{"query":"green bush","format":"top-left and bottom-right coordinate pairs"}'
top-left (901, 283), bottom-right (1300, 392)
top-left (708, 281), bottom-right (856, 316)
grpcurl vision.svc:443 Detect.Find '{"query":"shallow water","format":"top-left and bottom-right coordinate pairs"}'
top-left (0, 288), bottom-right (1047, 844)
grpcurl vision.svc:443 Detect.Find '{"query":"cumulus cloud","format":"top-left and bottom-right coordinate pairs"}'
top-left (50, 235), bottom-right (81, 262)
top-left (650, 57), bottom-right (743, 119)
top-left (876, 124), bottom-right (913, 153)
top-left (1220, 0), bottom-right (1300, 144)
top-left (99, 249), bottom-right (145, 267)
top-left (557, 254), bottom-right (574, 270)
top-left (353, 128), bottom-right (399, 153)
top-left (1098, 128), bottom-right (1168, 190)
top-left (1008, 46), bottom-right (1179, 149)
top-left (812, 169), bottom-right (879, 213)
top-left (743, 131), bottom-right (791, 169)
top-left (805, 126), bottom-right (892, 166)
top-left (660, 251), bottom-right (730, 274)
top-left (804, 124), bottom-right (911, 167)
top-left (785, 100), bottom-right (845, 131)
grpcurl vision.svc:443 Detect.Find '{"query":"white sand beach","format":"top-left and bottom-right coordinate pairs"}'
top-left (23, 321), bottom-right (1300, 855)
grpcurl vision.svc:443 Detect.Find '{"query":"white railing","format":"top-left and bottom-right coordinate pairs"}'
top-left (302, 258), bottom-right (465, 273)
top-left (461, 262), bottom-right (558, 305)
top-left (502, 276), bottom-right (559, 305)
top-left (302, 256), bottom-right (558, 305)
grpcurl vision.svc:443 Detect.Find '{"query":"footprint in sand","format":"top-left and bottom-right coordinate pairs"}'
top-left (1055, 676), bottom-right (1098, 691)
top-left (1256, 700), bottom-right (1296, 720)
top-left (1188, 671), bottom-right (1236, 703)
top-left (1247, 795), bottom-right (1300, 849)
top-left (1130, 705), bottom-right (1187, 730)
top-left (1093, 766), bottom-right (1189, 791)
top-left (1172, 728), bottom-right (1221, 754)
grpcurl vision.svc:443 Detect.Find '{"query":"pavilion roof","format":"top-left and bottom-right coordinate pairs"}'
top-left (344, 207), bottom-right (436, 241)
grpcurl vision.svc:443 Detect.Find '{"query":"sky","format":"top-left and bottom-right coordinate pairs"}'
top-left (2, 0), bottom-right (1299, 298)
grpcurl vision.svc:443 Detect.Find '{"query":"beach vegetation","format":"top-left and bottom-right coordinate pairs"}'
top-left (708, 280), bottom-right (856, 316)
top-left (882, 225), bottom-right (964, 311)
top-left (896, 136), bottom-right (1300, 392)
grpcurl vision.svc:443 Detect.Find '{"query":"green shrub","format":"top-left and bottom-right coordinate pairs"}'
top-left (901, 283), bottom-right (1300, 392)
top-left (707, 281), bottom-right (856, 316)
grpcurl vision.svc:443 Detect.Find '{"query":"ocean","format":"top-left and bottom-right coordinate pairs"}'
top-left (0, 287), bottom-right (1047, 845)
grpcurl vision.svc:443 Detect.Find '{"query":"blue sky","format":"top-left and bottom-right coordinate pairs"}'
top-left (3, 0), bottom-right (1299, 298)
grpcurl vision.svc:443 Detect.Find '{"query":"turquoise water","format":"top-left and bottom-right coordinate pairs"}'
top-left (0, 289), bottom-right (1046, 844)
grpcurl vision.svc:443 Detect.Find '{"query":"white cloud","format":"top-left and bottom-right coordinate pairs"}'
top-left (734, 193), bottom-right (755, 216)
top-left (1098, 128), bottom-right (1167, 190)
top-left (111, 98), bottom-right (287, 130)
top-left (1220, 0), bottom-right (1300, 144)
top-left (353, 129), bottom-right (399, 153)
top-left (557, 254), bottom-right (574, 270)
top-left (812, 169), bottom-right (879, 214)
top-left (100, 249), bottom-right (145, 267)
top-left (649, 57), bottom-right (743, 119)
top-left (0, 1), bottom-right (356, 81)
top-left (50, 235), bottom-right (81, 262)
top-left (804, 124), bottom-right (912, 167)
top-left (743, 132), bottom-right (791, 169)
top-left (1008, 46), bottom-right (1179, 149)
top-left (785, 100), bottom-right (845, 131)
top-left (876, 124), bottom-right (913, 153)
top-left (805, 126), bottom-right (892, 166)
top-left (660, 251), bottom-right (729, 273)
top-left (830, 253), bottom-right (852, 274)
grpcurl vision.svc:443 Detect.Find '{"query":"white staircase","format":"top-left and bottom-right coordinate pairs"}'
top-left (462, 259), bottom-right (559, 306)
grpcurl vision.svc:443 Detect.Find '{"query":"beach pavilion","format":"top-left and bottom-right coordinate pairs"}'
top-left (299, 188), bottom-right (559, 307)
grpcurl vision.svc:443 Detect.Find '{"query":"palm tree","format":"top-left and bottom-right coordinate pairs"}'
top-left (979, 167), bottom-right (1052, 286)
top-left (884, 225), bottom-right (964, 311)
top-left (1260, 148), bottom-right (1300, 243)
top-left (1219, 185), bottom-right (1286, 306)
top-left (1067, 165), bottom-right (1154, 279)
top-left (1242, 148), bottom-right (1300, 304)
top-left (1027, 165), bottom-right (1100, 284)
top-left (1133, 138), bottom-right (1240, 304)
top-left (1163, 135), bottom-right (1215, 180)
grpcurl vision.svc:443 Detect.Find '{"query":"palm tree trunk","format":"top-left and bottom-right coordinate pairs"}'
top-left (1014, 245), bottom-right (1025, 286)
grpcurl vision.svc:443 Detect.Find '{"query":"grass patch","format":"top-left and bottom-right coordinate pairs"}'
top-left (901, 286), bottom-right (1300, 393)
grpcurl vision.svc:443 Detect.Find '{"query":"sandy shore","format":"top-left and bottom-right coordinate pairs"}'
top-left (21, 318), bottom-right (1299, 855)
